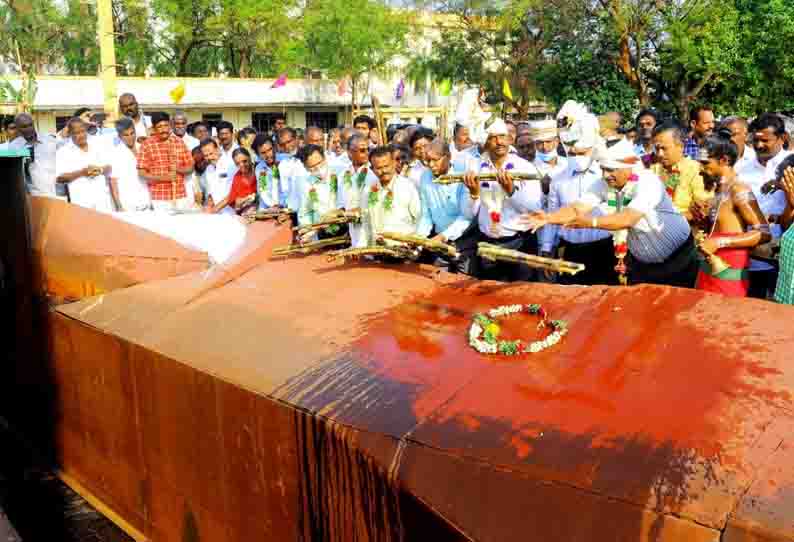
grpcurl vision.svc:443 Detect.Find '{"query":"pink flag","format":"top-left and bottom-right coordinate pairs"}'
top-left (337, 78), bottom-right (347, 96)
top-left (395, 78), bottom-right (405, 100)
top-left (271, 73), bottom-right (287, 89)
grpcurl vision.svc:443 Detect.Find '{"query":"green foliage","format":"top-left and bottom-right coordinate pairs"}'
top-left (536, 40), bottom-right (639, 120)
top-left (294, 0), bottom-right (408, 104)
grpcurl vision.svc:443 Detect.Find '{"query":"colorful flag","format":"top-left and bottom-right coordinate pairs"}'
top-left (271, 73), bottom-right (287, 89)
top-left (169, 81), bottom-right (185, 104)
top-left (502, 78), bottom-right (514, 101)
top-left (395, 78), bottom-right (405, 100)
top-left (337, 78), bottom-right (347, 96)
top-left (438, 79), bottom-right (452, 97)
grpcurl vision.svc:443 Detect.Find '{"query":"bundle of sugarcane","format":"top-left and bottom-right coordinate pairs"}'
top-left (434, 172), bottom-right (547, 185)
top-left (380, 232), bottom-right (459, 259)
top-left (272, 235), bottom-right (350, 257)
top-left (326, 246), bottom-right (412, 263)
top-left (293, 210), bottom-right (362, 237)
top-left (477, 243), bottom-right (585, 276)
top-left (255, 208), bottom-right (293, 223)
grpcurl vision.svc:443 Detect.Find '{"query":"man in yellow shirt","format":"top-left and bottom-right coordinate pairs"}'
top-left (651, 120), bottom-right (712, 220)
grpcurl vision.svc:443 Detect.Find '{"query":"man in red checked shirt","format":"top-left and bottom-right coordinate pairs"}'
top-left (137, 111), bottom-right (195, 212)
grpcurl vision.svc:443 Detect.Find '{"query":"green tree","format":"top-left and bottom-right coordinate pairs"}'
top-left (296, 0), bottom-right (408, 108)
top-left (0, 0), bottom-right (69, 74)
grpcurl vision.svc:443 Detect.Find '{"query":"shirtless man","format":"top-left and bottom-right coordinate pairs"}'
top-left (694, 133), bottom-right (771, 297)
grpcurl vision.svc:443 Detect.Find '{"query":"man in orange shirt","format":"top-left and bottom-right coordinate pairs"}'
top-left (137, 112), bottom-right (194, 212)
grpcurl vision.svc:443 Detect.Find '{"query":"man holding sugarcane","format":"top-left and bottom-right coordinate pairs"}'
top-left (524, 139), bottom-right (698, 288)
top-left (461, 119), bottom-right (547, 282)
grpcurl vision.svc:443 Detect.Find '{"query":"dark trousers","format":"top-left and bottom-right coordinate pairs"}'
top-left (559, 237), bottom-right (618, 286)
top-left (421, 223), bottom-right (480, 275)
top-left (473, 231), bottom-right (539, 282)
top-left (627, 234), bottom-right (698, 288)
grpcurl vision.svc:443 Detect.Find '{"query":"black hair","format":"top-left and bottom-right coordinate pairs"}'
top-left (297, 144), bottom-right (324, 164)
top-left (73, 107), bottom-right (91, 118)
top-left (273, 113), bottom-right (286, 122)
top-left (775, 154), bottom-right (794, 182)
top-left (66, 117), bottom-right (85, 131)
top-left (347, 133), bottom-right (368, 150)
top-left (353, 115), bottom-right (376, 130)
top-left (453, 123), bottom-right (467, 136)
top-left (216, 120), bottom-right (234, 134)
top-left (749, 113), bottom-right (787, 137)
top-left (252, 133), bottom-right (273, 154)
top-left (115, 116), bottom-right (134, 135)
top-left (368, 145), bottom-right (393, 162)
top-left (635, 108), bottom-right (659, 126)
top-left (277, 127), bottom-right (297, 140)
top-left (231, 147), bottom-right (252, 160)
top-left (651, 120), bottom-right (687, 145)
top-left (689, 105), bottom-right (714, 125)
top-left (236, 126), bottom-right (257, 145)
top-left (389, 143), bottom-right (411, 161)
top-left (199, 137), bottom-right (218, 150)
top-left (150, 111), bottom-right (171, 126)
top-left (703, 132), bottom-right (738, 166)
top-left (409, 128), bottom-right (434, 149)
top-left (191, 121), bottom-right (208, 136)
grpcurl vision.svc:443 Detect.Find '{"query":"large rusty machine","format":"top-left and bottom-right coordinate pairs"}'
top-left (2, 165), bottom-right (793, 541)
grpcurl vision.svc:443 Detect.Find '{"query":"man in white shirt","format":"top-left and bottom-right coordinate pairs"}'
top-left (7, 113), bottom-right (58, 198)
top-left (526, 138), bottom-right (697, 288)
top-left (719, 116), bottom-right (757, 178)
top-left (215, 120), bottom-right (239, 176)
top-left (530, 120), bottom-right (568, 179)
top-left (119, 93), bottom-right (151, 142)
top-left (108, 117), bottom-right (151, 212)
top-left (55, 118), bottom-right (114, 213)
top-left (173, 111), bottom-right (199, 151)
top-left (737, 113), bottom-right (792, 297)
top-left (289, 144), bottom-right (343, 242)
top-left (197, 139), bottom-right (234, 215)
top-left (356, 146), bottom-right (421, 248)
top-left (461, 119), bottom-right (547, 282)
top-left (540, 134), bottom-right (615, 285)
top-left (450, 123), bottom-right (473, 165)
top-left (332, 133), bottom-right (376, 247)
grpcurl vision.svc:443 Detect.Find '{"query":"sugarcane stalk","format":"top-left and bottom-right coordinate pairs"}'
top-left (255, 208), bottom-right (293, 223)
top-left (326, 246), bottom-right (412, 263)
top-left (434, 172), bottom-right (546, 185)
top-left (380, 232), bottom-right (459, 259)
top-left (272, 235), bottom-right (350, 257)
top-left (293, 210), bottom-right (361, 237)
top-left (477, 243), bottom-right (584, 275)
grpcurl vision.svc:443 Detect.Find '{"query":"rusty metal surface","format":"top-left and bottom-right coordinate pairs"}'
top-left (20, 217), bottom-right (794, 541)
top-left (28, 197), bottom-right (209, 301)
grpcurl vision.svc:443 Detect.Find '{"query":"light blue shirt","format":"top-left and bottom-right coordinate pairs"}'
top-left (540, 162), bottom-right (611, 253)
top-left (255, 161), bottom-right (279, 209)
top-left (416, 167), bottom-right (473, 241)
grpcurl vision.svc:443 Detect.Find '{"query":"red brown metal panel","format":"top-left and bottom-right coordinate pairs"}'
top-left (50, 313), bottom-right (147, 534)
top-left (43, 244), bottom-right (794, 540)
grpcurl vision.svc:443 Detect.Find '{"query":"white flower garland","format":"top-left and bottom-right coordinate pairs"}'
top-left (468, 304), bottom-right (567, 356)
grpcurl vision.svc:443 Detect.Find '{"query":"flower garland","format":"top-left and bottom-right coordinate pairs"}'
top-left (479, 160), bottom-right (513, 236)
top-left (607, 173), bottom-right (639, 285)
top-left (468, 304), bottom-right (567, 355)
top-left (329, 174), bottom-right (338, 197)
top-left (258, 172), bottom-right (269, 192)
top-left (344, 171), bottom-right (353, 189)
top-left (356, 169), bottom-right (368, 189)
top-left (368, 183), bottom-right (394, 212)
top-left (662, 165), bottom-right (680, 197)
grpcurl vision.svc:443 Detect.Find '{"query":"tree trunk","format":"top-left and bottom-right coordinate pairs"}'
top-left (238, 49), bottom-right (250, 78)
top-left (351, 75), bottom-right (359, 116)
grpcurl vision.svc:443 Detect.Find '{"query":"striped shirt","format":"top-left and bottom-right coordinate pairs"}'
top-left (540, 163), bottom-right (610, 252)
top-left (583, 171), bottom-right (692, 264)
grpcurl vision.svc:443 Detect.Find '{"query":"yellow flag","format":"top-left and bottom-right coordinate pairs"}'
top-left (502, 78), bottom-right (513, 101)
top-left (169, 81), bottom-right (186, 104)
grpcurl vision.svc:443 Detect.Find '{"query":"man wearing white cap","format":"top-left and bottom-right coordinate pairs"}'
top-left (539, 123), bottom-right (616, 285)
top-left (530, 120), bottom-right (568, 178)
top-left (525, 138), bottom-right (698, 288)
top-left (461, 118), bottom-right (547, 281)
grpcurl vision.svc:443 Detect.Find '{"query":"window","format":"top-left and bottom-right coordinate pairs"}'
top-left (305, 112), bottom-right (339, 133)
top-left (202, 113), bottom-right (223, 134)
top-left (251, 113), bottom-right (285, 134)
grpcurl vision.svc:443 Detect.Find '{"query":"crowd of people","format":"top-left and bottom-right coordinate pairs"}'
top-left (3, 89), bottom-right (794, 304)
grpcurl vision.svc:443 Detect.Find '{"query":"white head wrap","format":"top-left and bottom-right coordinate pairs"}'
top-left (486, 118), bottom-right (509, 137)
top-left (596, 138), bottom-right (641, 169)
top-left (556, 100), bottom-right (600, 150)
top-left (455, 88), bottom-right (492, 145)
top-left (528, 120), bottom-right (558, 142)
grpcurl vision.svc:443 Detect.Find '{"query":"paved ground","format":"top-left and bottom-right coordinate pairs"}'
top-left (0, 421), bottom-right (132, 542)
